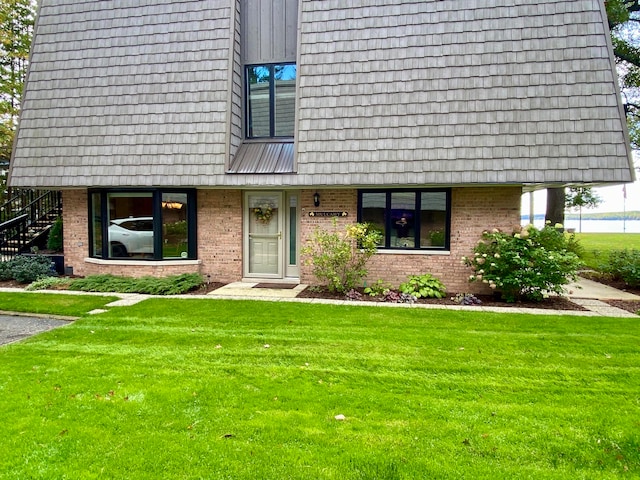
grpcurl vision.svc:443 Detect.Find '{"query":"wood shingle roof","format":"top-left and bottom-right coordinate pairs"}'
top-left (9, 0), bottom-right (634, 188)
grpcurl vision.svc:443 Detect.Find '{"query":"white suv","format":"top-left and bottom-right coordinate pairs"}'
top-left (108, 217), bottom-right (153, 256)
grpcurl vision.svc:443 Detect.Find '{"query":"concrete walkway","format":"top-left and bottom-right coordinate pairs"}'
top-left (564, 277), bottom-right (640, 318)
top-left (1, 276), bottom-right (639, 318)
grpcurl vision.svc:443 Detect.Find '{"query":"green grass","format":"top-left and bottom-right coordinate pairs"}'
top-left (575, 232), bottom-right (640, 270)
top-left (0, 292), bottom-right (118, 316)
top-left (0, 297), bottom-right (638, 478)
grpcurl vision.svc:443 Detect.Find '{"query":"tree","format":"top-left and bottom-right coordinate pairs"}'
top-left (0, 0), bottom-right (36, 204)
top-left (546, 1), bottom-right (640, 225)
top-left (545, 187), bottom-right (566, 227)
top-left (607, 0), bottom-right (640, 149)
top-left (565, 187), bottom-right (602, 232)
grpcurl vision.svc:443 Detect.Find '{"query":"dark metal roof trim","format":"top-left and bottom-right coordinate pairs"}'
top-left (228, 142), bottom-right (295, 174)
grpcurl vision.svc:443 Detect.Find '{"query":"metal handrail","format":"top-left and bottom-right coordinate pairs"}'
top-left (0, 190), bottom-right (62, 260)
top-left (0, 214), bottom-right (29, 260)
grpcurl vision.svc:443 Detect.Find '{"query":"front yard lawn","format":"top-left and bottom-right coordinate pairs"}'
top-left (0, 298), bottom-right (638, 478)
top-left (576, 232), bottom-right (640, 270)
top-left (0, 291), bottom-right (118, 317)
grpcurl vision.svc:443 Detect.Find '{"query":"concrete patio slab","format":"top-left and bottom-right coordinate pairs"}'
top-left (207, 282), bottom-right (308, 299)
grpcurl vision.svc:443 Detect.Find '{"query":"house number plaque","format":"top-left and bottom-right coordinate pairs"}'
top-left (308, 211), bottom-right (348, 217)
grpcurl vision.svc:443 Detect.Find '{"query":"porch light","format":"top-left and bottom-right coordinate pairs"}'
top-left (313, 192), bottom-right (320, 207)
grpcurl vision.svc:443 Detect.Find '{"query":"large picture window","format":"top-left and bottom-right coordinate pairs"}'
top-left (358, 189), bottom-right (451, 250)
top-left (89, 189), bottom-right (196, 260)
top-left (246, 63), bottom-right (296, 138)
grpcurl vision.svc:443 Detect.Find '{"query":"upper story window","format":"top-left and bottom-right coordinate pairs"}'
top-left (246, 63), bottom-right (296, 138)
top-left (358, 189), bottom-right (451, 250)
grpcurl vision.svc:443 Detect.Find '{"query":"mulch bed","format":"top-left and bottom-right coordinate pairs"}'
top-left (4, 276), bottom-right (639, 313)
top-left (296, 286), bottom-right (586, 311)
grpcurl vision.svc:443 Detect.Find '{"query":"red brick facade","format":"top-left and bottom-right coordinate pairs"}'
top-left (197, 190), bottom-right (243, 282)
top-left (298, 187), bottom-right (521, 293)
top-left (61, 186), bottom-right (521, 293)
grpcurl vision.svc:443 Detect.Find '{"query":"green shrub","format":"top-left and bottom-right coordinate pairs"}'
top-left (301, 220), bottom-right (382, 294)
top-left (606, 249), bottom-right (640, 287)
top-left (0, 261), bottom-right (12, 281)
top-left (463, 224), bottom-right (583, 302)
top-left (7, 255), bottom-right (57, 283)
top-left (26, 276), bottom-right (69, 291)
top-left (399, 274), bottom-right (446, 299)
top-left (363, 279), bottom-right (391, 297)
top-left (47, 217), bottom-right (63, 252)
top-left (68, 273), bottom-right (203, 295)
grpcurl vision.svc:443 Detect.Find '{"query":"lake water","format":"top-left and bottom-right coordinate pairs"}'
top-left (523, 218), bottom-right (640, 233)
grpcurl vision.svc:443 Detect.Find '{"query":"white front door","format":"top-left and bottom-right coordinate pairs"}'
top-left (244, 191), bottom-right (300, 280)
top-left (245, 192), bottom-right (284, 278)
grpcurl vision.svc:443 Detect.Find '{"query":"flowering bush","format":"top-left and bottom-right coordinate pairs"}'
top-left (462, 224), bottom-right (583, 302)
top-left (302, 219), bottom-right (382, 294)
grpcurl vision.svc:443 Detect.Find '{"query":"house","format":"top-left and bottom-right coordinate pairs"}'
top-left (8, 0), bottom-right (635, 292)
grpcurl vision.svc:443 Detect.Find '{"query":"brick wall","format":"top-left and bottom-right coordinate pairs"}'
top-left (62, 190), bottom-right (88, 274)
top-left (299, 188), bottom-right (357, 281)
top-left (197, 190), bottom-right (243, 282)
top-left (62, 186), bottom-right (520, 291)
top-left (299, 186), bottom-right (522, 294)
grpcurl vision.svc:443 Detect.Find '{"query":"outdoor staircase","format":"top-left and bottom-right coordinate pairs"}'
top-left (0, 190), bottom-right (62, 261)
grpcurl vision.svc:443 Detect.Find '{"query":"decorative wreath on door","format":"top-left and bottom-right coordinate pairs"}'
top-left (253, 204), bottom-right (274, 224)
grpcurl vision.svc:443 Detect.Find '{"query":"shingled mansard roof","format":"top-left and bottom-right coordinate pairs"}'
top-left (9, 0), bottom-right (635, 189)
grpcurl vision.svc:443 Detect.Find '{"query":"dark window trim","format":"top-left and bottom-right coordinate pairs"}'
top-left (245, 62), bottom-right (296, 139)
top-left (88, 188), bottom-right (197, 261)
top-left (357, 188), bottom-right (451, 251)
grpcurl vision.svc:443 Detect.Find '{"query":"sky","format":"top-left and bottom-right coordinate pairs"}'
top-left (521, 180), bottom-right (640, 217)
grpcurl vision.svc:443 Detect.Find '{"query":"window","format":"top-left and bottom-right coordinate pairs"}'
top-left (358, 189), bottom-right (451, 250)
top-left (89, 189), bottom-right (196, 260)
top-left (246, 63), bottom-right (296, 138)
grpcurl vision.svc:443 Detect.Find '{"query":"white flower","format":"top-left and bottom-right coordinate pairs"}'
top-left (494, 253), bottom-right (500, 258)
top-left (514, 233), bottom-right (521, 239)
top-left (554, 223), bottom-right (563, 229)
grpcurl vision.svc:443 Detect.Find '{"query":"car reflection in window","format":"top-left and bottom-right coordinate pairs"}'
top-left (108, 217), bottom-right (154, 257)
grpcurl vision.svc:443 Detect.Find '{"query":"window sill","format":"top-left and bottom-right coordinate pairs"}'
top-left (376, 249), bottom-right (450, 256)
top-left (85, 258), bottom-right (201, 266)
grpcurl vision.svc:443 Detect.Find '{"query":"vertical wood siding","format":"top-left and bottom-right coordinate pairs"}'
top-left (241, 0), bottom-right (299, 64)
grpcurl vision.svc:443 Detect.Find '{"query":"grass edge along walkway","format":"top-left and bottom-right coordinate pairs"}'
top-left (1, 285), bottom-right (636, 317)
